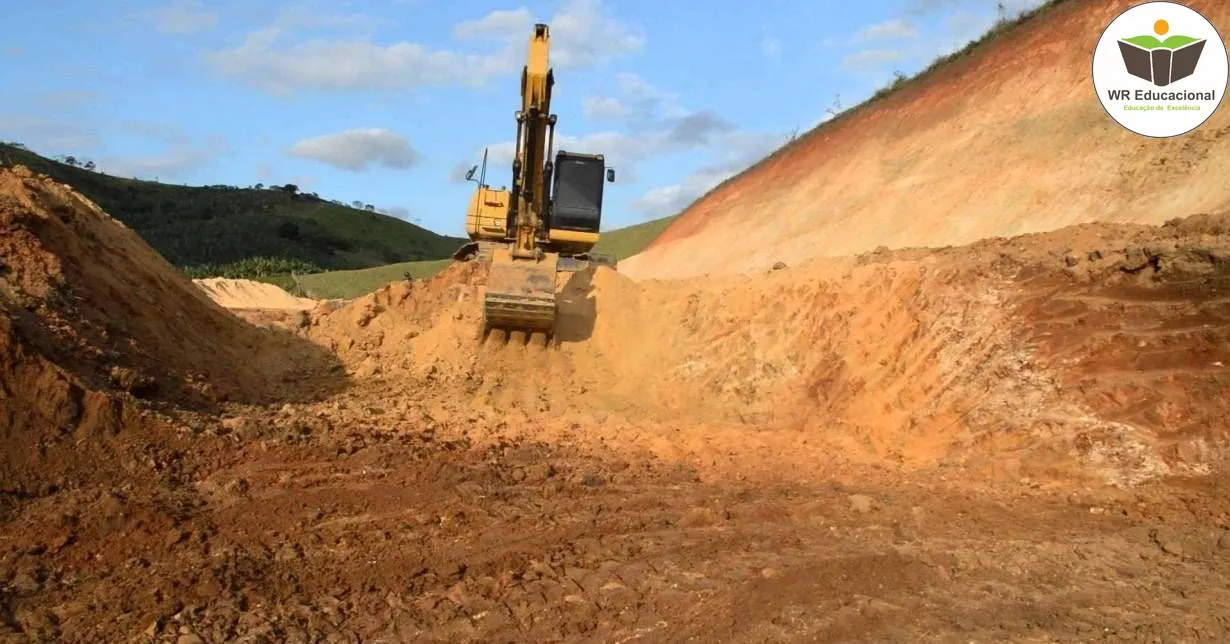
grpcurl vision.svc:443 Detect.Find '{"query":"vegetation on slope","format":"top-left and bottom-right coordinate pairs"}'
top-left (0, 142), bottom-right (467, 277)
top-left (293, 215), bottom-right (679, 300)
top-left (591, 215), bottom-right (678, 260)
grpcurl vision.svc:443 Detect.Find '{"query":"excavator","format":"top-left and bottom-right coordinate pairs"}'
top-left (452, 22), bottom-right (616, 344)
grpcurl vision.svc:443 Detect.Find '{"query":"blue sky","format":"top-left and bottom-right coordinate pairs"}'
top-left (0, 0), bottom-right (1043, 236)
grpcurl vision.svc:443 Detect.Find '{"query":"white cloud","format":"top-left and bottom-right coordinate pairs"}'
top-left (142, 0), bottom-right (218, 35)
top-left (856, 19), bottom-right (920, 40)
top-left (268, 6), bottom-right (383, 32)
top-left (448, 161), bottom-right (477, 183)
top-left (475, 108), bottom-right (734, 186)
top-left (579, 72), bottom-right (687, 126)
top-left (841, 48), bottom-right (909, 71)
top-left (629, 130), bottom-right (787, 218)
top-left (98, 136), bottom-right (230, 180)
top-left (905, 0), bottom-right (1045, 18)
top-left (204, 0), bottom-right (643, 94)
top-left (583, 96), bottom-right (632, 120)
top-left (453, 8), bottom-right (533, 41)
top-left (464, 71), bottom-right (781, 220)
top-left (286, 128), bottom-right (420, 171)
top-left (0, 116), bottom-right (99, 152)
top-left (202, 28), bottom-right (512, 94)
top-left (546, 0), bottom-right (645, 68)
top-left (98, 148), bottom-right (216, 179)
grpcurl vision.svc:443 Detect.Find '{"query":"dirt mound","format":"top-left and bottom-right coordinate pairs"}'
top-left (0, 166), bottom-right (342, 493)
top-left (623, 0), bottom-right (1230, 280)
top-left (298, 213), bottom-right (1230, 486)
top-left (194, 277), bottom-right (317, 310)
top-left (2, 195), bottom-right (1228, 640)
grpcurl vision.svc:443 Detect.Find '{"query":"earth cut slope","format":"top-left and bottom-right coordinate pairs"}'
top-left (622, 0), bottom-right (1230, 280)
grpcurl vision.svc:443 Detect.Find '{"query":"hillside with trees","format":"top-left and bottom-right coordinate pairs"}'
top-left (0, 142), bottom-right (467, 277)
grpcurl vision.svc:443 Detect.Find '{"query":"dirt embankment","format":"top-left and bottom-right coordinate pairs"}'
top-left (0, 166), bottom-right (343, 493)
top-left (295, 212), bottom-right (1230, 487)
top-left (622, 0), bottom-right (1230, 280)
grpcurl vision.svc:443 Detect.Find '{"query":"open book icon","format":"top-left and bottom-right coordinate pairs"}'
top-left (1117, 35), bottom-right (1207, 86)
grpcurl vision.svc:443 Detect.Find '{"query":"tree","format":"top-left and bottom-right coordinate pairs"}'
top-left (281, 183), bottom-right (298, 194)
top-left (63, 155), bottom-right (78, 166)
top-left (84, 160), bottom-right (96, 171)
top-left (254, 183), bottom-right (264, 190)
top-left (277, 221), bottom-right (300, 240)
top-left (351, 200), bottom-right (364, 209)
top-left (364, 204), bottom-right (375, 212)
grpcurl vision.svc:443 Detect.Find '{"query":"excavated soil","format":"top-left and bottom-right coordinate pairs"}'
top-left (2, 166), bottom-right (1229, 642)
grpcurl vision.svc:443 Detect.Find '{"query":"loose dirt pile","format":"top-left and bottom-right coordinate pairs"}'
top-left (1, 181), bottom-right (1229, 637)
top-left (193, 278), bottom-right (317, 311)
top-left (0, 166), bottom-right (342, 493)
top-left (623, 0), bottom-right (1230, 279)
top-left (293, 212), bottom-right (1230, 487)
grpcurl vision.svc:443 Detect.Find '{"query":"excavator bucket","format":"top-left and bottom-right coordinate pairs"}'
top-left (483, 247), bottom-right (559, 334)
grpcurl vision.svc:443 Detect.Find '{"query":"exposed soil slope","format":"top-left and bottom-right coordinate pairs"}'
top-left (623, 0), bottom-right (1230, 279)
top-left (0, 166), bottom-right (342, 493)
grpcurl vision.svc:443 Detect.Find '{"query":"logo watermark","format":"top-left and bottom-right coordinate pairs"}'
top-left (1093, 1), bottom-right (1228, 138)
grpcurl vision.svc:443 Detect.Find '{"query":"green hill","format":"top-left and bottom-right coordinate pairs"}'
top-left (591, 215), bottom-right (678, 259)
top-left (0, 142), bottom-right (467, 276)
top-left (295, 215), bottom-right (679, 300)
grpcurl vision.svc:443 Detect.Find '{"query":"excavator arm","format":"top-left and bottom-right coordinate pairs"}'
top-left (481, 24), bottom-right (563, 341)
top-left (508, 23), bottom-right (558, 258)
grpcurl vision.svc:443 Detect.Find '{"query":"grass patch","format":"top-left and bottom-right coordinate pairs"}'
top-left (293, 259), bottom-right (452, 300)
top-left (297, 215), bottom-right (679, 299)
top-left (591, 215), bottom-right (678, 259)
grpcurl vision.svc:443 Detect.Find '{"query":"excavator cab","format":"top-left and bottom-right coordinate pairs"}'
top-left (546, 151), bottom-right (618, 272)
top-left (546, 151), bottom-right (610, 248)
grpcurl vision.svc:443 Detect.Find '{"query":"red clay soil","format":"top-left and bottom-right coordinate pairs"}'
top-left (625, 0), bottom-right (1230, 279)
top-left (2, 165), bottom-right (1229, 641)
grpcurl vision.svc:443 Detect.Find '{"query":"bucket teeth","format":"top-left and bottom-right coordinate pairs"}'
top-left (483, 252), bottom-right (559, 335)
top-left (483, 292), bottom-right (556, 331)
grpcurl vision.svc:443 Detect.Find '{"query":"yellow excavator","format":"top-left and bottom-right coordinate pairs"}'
top-left (452, 23), bottom-right (616, 343)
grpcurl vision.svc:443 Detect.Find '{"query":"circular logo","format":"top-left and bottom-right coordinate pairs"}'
top-left (1092, 1), bottom-right (1228, 138)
